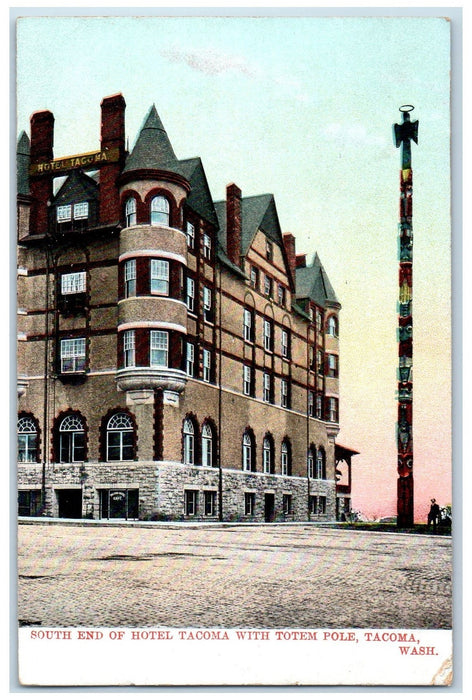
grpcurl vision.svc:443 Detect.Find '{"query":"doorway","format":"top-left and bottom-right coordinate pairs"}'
top-left (99, 489), bottom-right (139, 520)
top-left (57, 489), bottom-right (82, 519)
top-left (264, 493), bottom-right (275, 522)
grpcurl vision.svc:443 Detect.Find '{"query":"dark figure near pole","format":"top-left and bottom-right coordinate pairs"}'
top-left (427, 499), bottom-right (441, 532)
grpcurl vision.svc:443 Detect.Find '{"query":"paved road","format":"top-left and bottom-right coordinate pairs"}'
top-left (17, 523), bottom-right (452, 629)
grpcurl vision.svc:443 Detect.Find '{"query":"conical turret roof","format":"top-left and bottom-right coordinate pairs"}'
top-left (123, 105), bottom-right (180, 175)
top-left (17, 131), bottom-right (30, 196)
top-left (296, 252), bottom-right (339, 307)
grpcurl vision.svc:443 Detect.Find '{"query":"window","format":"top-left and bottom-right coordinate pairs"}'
top-left (204, 491), bottom-right (216, 516)
top-left (243, 309), bottom-right (254, 342)
top-left (186, 277), bottom-right (195, 312)
top-left (327, 315), bottom-right (338, 337)
top-left (107, 413), bottom-right (134, 461)
top-left (203, 287), bottom-right (213, 322)
top-left (203, 233), bottom-right (212, 260)
top-left (150, 195), bottom-right (170, 226)
top-left (283, 494), bottom-right (293, 515)
top-left (262, 434), bottom-right (274, 474)
top-left (316, 310), bottom-right (322, 333)
top-left (315, 394), bottom-right (323, 419)
top-left (263, 372), bottom-right (272, 403)
top-left (185, 490), bottom-right (198, 516)
top-left (281, 379), bottom-right (290, 408)
top-left (266, 240), bottom-right (273, 261)
top-left (264, 275), bottom-right (273, 298)
top-left (183, 419), bottom-right (195, 465)
top-left (316, 496), bottom-right (327, 514)
top-left (327, 354), bottom-right (338, 378)
top-left (123, 330), bottom-right (135, 368)
top-left (201, 423), bottom-right (213, 467)
top-left (59, 414), bottom-right (85, 463)
top-left (307, 447), bottom-right (316, 479)
top-left (57, 204), bottom-right (72, 222)
top-left (263, 319), bottom-right (273, 352)
top-left (281, 329), bottom-right (290, 358)
top-left (242, 430), bottom-right (255, 472)
top-left (309, 307), bottom-right (314, 322)
top-left (61, 271), bottom-right (86, 295)
top-left (317, 350), bottom-right (324, 376)
top-left (150, 259), bottom-right (169, 295)
top-left (186, 342), bottom-right (195, 377)
top-left (316, 449), bottom-right (326, 480)
top-left (18, 416), bottom-right (38, 463)
top-left (186, 221), bottom-right (195, 249)
top-left (328, 397), bottom-right (339, 423)
top-left (125, 198), bottom-right (137, 227)
top-left (60, 338), bottom-right (86, 373)
top-left (245, 492), bottom-right (255, 516)
top-left (243, 365), bottom-right (253, 397)
top-left (278, 284), bottom-right (286, 307)
top-left (309, 495), bottom-right (317, 514)
top-left (150, 330), bottom-right (168, 367)
top-left (250, 266), bottom-right (259, 290)
top-left (124, 259), bottom-right (136, 298)
top-left (73, 202), bottom-right (89, 220)
top-left (202, 348), bottom-right (211, 383)
top-left (281, 440), bottom-right (291, 476)
top-left (308, 391), bottom-right (315, 417)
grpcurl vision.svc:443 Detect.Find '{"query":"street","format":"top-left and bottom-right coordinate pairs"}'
top-left (18, 522), bottom-right (452, 629)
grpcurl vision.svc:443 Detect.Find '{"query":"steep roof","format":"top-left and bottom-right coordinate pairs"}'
top-left (17, 131), bottom-right (30, 196)
top-left (214, 193), bottom-right (280, 257)
top-left (295, 252), bottom-right (339, 307)
top-left (123, 105), bottom-right (180, 175)
top-left (179, 157), bottom-right (218, 228)
top-left (52, 168), bottom-right (99, 205)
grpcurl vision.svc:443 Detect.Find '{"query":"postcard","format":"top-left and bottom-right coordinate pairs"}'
top-left (15, 10), bottom-right (455, 688)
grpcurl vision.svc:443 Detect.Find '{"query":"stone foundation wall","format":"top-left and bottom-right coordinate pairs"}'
top-left (17, 460), bottom-right (337, 522)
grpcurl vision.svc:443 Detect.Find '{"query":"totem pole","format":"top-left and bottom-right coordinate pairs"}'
top-left (393, 105), bottom-right (418, 527)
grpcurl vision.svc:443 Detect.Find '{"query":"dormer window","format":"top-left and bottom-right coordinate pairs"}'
top-left (151, 196), bottom-right (170, 226)
top-left (61, 272), bottom-right (86, 295)
top-left (57, 205), bottom-right (72, 222)
top-left (56, 202), bottom-right (89, 223)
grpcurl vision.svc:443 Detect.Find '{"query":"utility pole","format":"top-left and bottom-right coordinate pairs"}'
top-left (393, 105), bottom-right (418, 527)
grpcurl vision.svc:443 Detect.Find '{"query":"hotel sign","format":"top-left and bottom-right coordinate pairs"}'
top-left (29, 147), bottom-right (120, 176)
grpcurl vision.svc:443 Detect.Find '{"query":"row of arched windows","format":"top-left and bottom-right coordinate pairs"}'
top-left (17, 411), bottom-right (136, 464)
top-left (18, 412), bottom-right (327, 478)
top-left (125, 195), bottom-right (171, 228)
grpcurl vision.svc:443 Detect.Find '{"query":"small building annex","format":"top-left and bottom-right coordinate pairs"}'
top-left (17, 94), bottom-right (356, 522)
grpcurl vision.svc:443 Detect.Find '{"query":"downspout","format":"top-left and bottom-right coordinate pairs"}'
top-left (217, 259), bottom-right (223, 521)
top-left (41, 242), bottom-right (51, 514)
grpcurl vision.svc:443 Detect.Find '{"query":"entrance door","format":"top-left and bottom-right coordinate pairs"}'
top-left (57, 489), bottom-right (82, 519)
top-left (264, 493), bottom-right (275, 522)
top-left (100, 489), bottom-right (139, 520)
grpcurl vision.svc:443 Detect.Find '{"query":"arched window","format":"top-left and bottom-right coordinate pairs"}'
top-left (183, 418), bottom-right (195, 465)
top-left (150, 196), bottom-right (170, 226)
top-left (59, 414), bottom-right (85, 463)
top-left (17, 416), bottom-right (38, 463)
top-left (327, 315), bottom-right (338, 337)
top-left (307, 445), bottom-right (316, 479)
top-left (281, 439), bottom-right (292, 476)
top-left (201, 422), bottom-right (213, 467)
top-left (242, 429), bottom-right (255, 472)
top-left (125, 197), bottom-right (137, 227)
top-left (316, 448), bottom-right (326, 480)
top-left (107, 413), bottom-right (134, 461)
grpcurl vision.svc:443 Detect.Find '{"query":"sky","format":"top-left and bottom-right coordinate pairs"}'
top-left (15, 11), bottom-right (454, 522)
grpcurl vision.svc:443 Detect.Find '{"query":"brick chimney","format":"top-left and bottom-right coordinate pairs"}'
top-left (100, 94), bottom-right (126, 223)
top-left (29, 110), bottom-right (54, 236)
top-left (226, 183), bottom-right (242, 267)
top-left (283, 232), bottom-right (296, 284)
